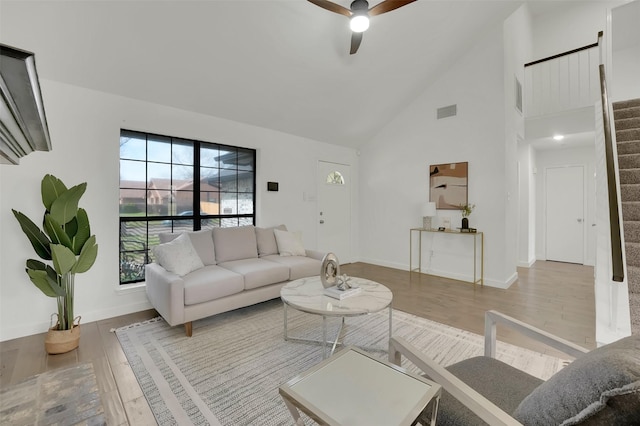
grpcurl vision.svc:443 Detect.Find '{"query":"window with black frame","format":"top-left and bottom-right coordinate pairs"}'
top-left (119, 130), bottom-right (256, 284)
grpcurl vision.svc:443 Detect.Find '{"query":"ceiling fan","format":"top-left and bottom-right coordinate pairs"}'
top-left (307, 0), bottom-right (417, 54)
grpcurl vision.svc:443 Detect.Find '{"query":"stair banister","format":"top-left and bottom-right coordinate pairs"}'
top-left (599, 63), bottom-right (624, 282)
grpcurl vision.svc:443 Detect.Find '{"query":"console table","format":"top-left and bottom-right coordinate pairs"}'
top-left (409, 228), bottom-right (484, 286)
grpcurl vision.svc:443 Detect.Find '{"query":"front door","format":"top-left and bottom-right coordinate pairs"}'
top-left (545, 165), bottom-right (584, 264)
top-left (317, 161), bottom-right (351, 264)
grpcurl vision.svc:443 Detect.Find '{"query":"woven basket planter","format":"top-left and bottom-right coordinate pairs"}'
top-left (45, 316), bottom-right (81, 355)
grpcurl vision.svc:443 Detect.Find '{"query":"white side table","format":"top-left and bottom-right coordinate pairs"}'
top-left (279, 347), bottom-right (441, 426)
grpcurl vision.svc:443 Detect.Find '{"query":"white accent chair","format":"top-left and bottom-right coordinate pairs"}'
top-left (389, 311), bottom-right (640, 425)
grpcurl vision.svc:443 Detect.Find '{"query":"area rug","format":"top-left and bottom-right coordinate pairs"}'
top-left (116, 299), bottom-right (566, 425)
top-left (0, 362), bottom-right (105, 425)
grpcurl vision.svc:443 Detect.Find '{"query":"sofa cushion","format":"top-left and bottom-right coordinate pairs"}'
top-left (263, 255), bottom-right (321, 280)
top-left (513, 334), bottom-right (640, 425)
top-left (256, 225), bottom-right (287, 257)
top-left (159, 229), bottom-right (216, 265)
top-left (274, 229), bottom-right (306, 256)
top-left (218, 258), bottom-right (289, 290)
top-left (152, 233), bottom-right (204, 276)
top-left (212, 226), bottom-right (258, 263)
top-left (182, 265), bottom-right (244, 305)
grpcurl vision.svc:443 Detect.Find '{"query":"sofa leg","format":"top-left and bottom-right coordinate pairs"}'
top-left (184, 322), bottom-right (193, 337)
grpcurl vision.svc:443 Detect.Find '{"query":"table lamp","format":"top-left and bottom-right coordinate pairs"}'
top-left (422, 202), bottom-right (437, 230)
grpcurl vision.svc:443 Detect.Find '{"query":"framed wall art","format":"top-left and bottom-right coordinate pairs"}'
top-left (429, 162), bottom-right (468, 209)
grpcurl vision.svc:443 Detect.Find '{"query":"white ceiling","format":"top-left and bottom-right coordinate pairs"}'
top-left (1, 0), bottom-right (525, 148)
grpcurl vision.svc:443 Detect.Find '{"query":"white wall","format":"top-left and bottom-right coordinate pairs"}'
top-left (611, 1), bottom-right (640, 102)
top-left (358, 23), bottom-right (513, 287)
top-left (534, 145), bottom-right (597, 266)
top-left (531, 1), bottom-right (624, 62)
top-left (518, 141), bottom-right (537, 266)
top-left (505, 5), bottom-right (534, 269)
top-left (0, 80), bottom-right (358, 341)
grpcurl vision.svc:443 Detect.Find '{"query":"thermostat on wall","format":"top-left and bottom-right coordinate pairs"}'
top-left (267, 182), bottom-right (279, 191)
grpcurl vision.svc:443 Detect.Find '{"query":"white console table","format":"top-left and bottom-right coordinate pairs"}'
top-left (409, 228), bottom-right (484, 286)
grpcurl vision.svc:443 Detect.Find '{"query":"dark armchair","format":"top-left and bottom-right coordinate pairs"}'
top-left (389, 310), bottom-right (640, 425)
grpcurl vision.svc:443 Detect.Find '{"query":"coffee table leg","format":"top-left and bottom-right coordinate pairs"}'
top-left (284, 302), bottom-right (289, 341)
top-left (389, 305), bottom-right (393, 338)
top-left (330, 317), bottom-right (346, 356)
top-left (429, 395), bottom-right (440, 425)
top-left (282, 396), bottom-right (305, 426)
top-left (322, 315), bottom-right (328, 359)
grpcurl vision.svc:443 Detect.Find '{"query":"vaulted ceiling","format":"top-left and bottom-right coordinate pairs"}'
top-left (2, 1), bottom-right (534, 148)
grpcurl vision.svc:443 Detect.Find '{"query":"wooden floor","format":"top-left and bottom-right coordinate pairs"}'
top-left (0, 261), bottom-right (595, 425)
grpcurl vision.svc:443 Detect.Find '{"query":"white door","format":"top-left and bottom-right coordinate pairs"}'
top-left (545, 166), bottom-right (584, 264)
top-left (317, 161), bottom-right (351, 264)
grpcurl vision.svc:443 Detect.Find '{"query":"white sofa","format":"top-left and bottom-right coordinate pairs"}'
top-left (145, 225), bottom-right (324, 336)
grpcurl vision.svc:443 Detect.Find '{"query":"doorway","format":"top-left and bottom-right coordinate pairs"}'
top-left (317, 161), bottom-right (351, 264)
top-left (545, 165), bottom-right (585, 264)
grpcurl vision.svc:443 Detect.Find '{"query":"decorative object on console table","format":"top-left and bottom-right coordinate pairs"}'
top-left (459, 203), bottom-right (475, 230)
top-left (422, 201), bottom-right (437, 230)
top-left (429, 162), bottom-right (468, 209)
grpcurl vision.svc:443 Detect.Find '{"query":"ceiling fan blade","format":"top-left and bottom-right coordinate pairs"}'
top-left (350, 32), bottom-right (363, 55)
top-left (369, 0), bottom-right (417, 16)
top-left (307, 0), bottom-right (352, 17)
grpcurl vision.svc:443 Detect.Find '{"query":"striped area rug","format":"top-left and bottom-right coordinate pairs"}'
top-left (116, 299), bottom-right (566, 425)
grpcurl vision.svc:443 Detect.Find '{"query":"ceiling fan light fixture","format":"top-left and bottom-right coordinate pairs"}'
top-left (350, 14), bottom-right (369, 32)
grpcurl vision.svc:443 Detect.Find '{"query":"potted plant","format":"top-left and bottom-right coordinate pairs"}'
top-left (459, 203), bottom-right (475, 230)
top-left (12, 174), bottom-right (98, 354)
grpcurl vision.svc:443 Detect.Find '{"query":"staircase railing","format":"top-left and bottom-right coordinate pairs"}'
top-left (598, 37), bottom-right (624, 283)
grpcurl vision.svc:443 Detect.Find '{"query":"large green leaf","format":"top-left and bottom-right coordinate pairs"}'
top-left (26, 259), bottom-right (59, 283)
top-left (65, 216), bottom-right (79, 241)
top-left (72, 208), bottom-right (90, 255)
top-left (72, 235), bottom-right (98, 274)
top-left (12, 209), bottom-right (52, 260)
top-left (51, 244), bottom-right (77, 275)
top-left (26, 268), bottom-right (64, 297)
top-left (50, 182), bottom-right (86, 225)
top-left (41, 174), bottom-right (67, 211)
top-left (44, 214), bottom-right (73, 249)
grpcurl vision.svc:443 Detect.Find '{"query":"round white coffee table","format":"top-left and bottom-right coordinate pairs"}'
top-left (280, 276), bottom-right (393, 358)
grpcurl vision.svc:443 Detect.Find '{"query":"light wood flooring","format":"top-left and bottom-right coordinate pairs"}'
top-left (0, 261), bottom-right (595, 425)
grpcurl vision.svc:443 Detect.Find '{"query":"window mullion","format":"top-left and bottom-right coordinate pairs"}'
top-left (194, 141), bottom-right (201, 231)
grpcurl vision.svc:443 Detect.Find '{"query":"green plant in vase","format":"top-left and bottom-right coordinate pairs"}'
top-left (459, 203), bottom-right (475, 229)
top-left (12, 174), bottom-right (98, 353)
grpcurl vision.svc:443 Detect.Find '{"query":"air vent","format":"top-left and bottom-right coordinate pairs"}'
top-left (437, 104), bottom-right (457, 120)
top-left (515, 76), bottom-right (523, 113)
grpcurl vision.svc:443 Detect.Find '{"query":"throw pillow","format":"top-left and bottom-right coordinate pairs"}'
top-left (256, 224), bottom-right (287, 257)
top-left (513, 334), bottom-right (640, 425)
top-left (274, 229), bottom-right (306, 256)
top-left (159, 230), bottom-right (216, 265)
top-left (152, 233), bottom-right (205, 276)
top-left (212, 225), bottom-right (258, 262)
top-left (187, 229), bottom-right (216, 265)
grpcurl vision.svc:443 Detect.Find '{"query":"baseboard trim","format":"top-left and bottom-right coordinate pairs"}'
top-left (358, 258), bottom-right (514, 289)
top-left (517, 258), bottom-right (536, 268)
top-left (0, 300), bottom-right (154, 342)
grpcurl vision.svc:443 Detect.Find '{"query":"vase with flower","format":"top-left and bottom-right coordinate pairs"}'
top-left (460, 203), bottom-right (475, 230)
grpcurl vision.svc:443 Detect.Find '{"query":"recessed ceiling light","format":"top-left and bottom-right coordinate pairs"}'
top-left (553, 135), bottom-right (564, 141)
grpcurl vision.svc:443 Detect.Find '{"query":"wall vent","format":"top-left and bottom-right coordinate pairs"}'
top-left (437, 104), bottom-right (457, 119)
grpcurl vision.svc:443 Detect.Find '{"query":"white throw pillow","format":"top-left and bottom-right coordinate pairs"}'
top-left (273, 229), bottom-right (306, 256)
top-left (152, 233), bottom-right (204, 276)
